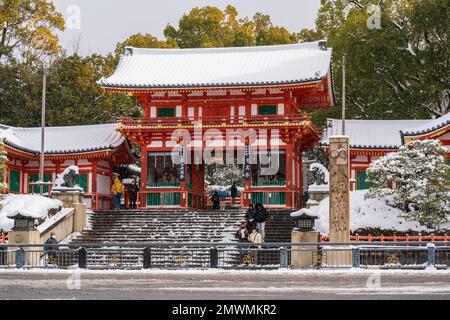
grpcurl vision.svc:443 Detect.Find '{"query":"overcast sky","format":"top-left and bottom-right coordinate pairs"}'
top-left (52, 0), bottom-right (321, 56)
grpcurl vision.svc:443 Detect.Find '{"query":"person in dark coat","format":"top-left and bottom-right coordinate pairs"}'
top-left (230, 183), bottom-right (238, 206)
top-left (254, 203), bottom-right (269, 242)
top-left (44, 233), bottom-right (59, 262)
top-left (128, 180), bottom-right (139, 209)
top-left (211, 191), bottom-right (220, 210)
top-left (245, 204), bottom-right (257, 232)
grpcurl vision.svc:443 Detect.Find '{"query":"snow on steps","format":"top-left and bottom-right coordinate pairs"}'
top-left (67, 210), bottom-right (244, 267)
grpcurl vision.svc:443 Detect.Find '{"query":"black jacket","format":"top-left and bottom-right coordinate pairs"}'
top-left (255, 207), bottom-right (268, 223)
top-left (44, 237), bottom-right (58, 252)
top-left (211, 193), bottom-right (220, 203)
top-left (230, 184), bottom-right (238, 198)
top-left (245, 209), bottom-right (255, 220)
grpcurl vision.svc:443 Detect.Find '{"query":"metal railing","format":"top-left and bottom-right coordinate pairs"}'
top-left (0, 242), bottom-right (448, 270)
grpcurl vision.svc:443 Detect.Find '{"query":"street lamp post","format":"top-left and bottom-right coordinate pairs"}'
top-left (39, 68), bottom-right (46, 195)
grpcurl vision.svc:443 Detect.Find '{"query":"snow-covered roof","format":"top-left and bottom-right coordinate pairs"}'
top-left (401, 113), bottom-right (450, 136)
top-left (0, 123), bottom-right (125, 154)
top-left (98, 41), bottom-right (332, 89)
top-left (322, 119), bottom-right (430, 149)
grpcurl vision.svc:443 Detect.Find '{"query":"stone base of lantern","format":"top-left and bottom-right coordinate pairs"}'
top-left (7, 230), bottom-right (40, 266)
top-left (291, 230), bottom-right (320, 268)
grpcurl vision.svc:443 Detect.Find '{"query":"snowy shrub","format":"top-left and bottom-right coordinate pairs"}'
top-left (205, 163), bottom-right (243, 189)
top-left (366, 139), bottom-right (450, 228)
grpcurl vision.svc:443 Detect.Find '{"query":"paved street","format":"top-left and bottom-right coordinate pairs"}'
top-left (0, 269), bottom-right (450, 300)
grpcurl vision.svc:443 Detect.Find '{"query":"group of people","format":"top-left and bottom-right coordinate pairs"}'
top-left (236, 203), bottom-right (269, 245)
top-left (211, 183), bottom-right (239, 210)
top-left (111, 174), bottom-right (139, 210)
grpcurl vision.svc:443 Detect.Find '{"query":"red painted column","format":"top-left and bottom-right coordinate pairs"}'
top-left (285, 143), bottom-right (293, 208)
top-left (298, 146), bottom-right (303, 209)
top-left (21, 161), bottom-right (25, 194)
top-left (140, 145), bottom-right (148, 208)
top-left (92, 159), bottom-right (98, 210)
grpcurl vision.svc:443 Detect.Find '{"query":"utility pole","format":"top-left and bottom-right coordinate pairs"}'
top-left (39, 68), bottom-right (46, 195)
top-left (341, 55), bottom-right (346, 136)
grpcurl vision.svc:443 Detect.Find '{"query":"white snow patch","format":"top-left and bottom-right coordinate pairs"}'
top-left (310, 190), bottom-right (450, 235)
top-left (0, 195), bottom-right (62, 228)
top-left (290, 208), bottom-right (318, 218)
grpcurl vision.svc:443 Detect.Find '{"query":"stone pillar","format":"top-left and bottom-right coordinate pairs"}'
top-left (52, 190), bottom-right (86, 233)
top-left (73, 203), bottom-right (86, 233)
top-left (7, 230), bottom-right (41, 266)
top-left (291, 230), bottom-right (320, 268)
top-left (328, 136), bottom-right (351, 266)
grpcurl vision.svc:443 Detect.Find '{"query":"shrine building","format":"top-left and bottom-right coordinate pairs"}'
top-left (322, 113), bottom-right (450, 190)
top-left (0, 123), bottom-right (134, 209)
top-left (99, 41), bottom-right (335, 209)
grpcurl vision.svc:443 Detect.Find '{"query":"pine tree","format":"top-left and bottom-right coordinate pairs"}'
top-left (366, 140), bottom-right (450, 228)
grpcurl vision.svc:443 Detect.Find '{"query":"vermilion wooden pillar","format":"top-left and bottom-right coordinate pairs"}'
top-left (285, 143), bottom-right (294, 208)
top-left (298, 146), bottom-right (303, 209)
top-left (140, 145), bottom-right (148, 208)
top-left (92, 159), bottom-right (98, 210)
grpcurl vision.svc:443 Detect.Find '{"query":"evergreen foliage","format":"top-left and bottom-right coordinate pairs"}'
top-left (366, 140), bottom-right (450, 228)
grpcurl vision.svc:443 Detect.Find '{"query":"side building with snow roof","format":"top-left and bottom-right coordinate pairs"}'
top-left (0, 123), bottom-right (135, 209)
top-left (321, 113), bottom-right (450, 190)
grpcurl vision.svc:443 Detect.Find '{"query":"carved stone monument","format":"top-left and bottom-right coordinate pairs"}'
top-left (51, 166), bottom-right (86, 232)
top-left (328, 136), bottom-right (351, 266)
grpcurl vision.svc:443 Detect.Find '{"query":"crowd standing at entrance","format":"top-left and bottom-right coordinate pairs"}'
top-left (236, 203), bottom-right (268, 244)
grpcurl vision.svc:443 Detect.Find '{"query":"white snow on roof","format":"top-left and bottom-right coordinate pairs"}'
top-left (0, 123), bottom-right (124, 154)
top-left (99, 41), bottom-right (332, 89)
top-left (401, 113), bottom-right (450, 136)
top-left (322, 119), bottom-right (430, 148)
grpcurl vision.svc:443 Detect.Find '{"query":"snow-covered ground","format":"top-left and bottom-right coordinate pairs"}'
top-left (295, 190), bottom-right (450, 235)
top-left (0, 194), bottom-right (63, 230)
top-left (1, 267), bottom-right (449, 275)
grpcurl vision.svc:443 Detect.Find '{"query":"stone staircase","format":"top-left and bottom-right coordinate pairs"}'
top-left (71, 210), bottom-right (244, 244)
top-left (265, 209), bottom-right (296, 243)
top-left (69, 210), bottom-right (244, 268)
top-left (66, 209), bottom-right (296, 268)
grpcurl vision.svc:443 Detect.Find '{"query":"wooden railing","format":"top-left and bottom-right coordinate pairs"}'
top-left (252, 181), bottom-right (286, 187)
top-left (120, 114), bottom-right (314, 131)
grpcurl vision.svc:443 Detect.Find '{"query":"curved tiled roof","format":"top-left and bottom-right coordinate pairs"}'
top-left (0, 123), bottom-right (125, 155)
top-left (98, 41), bottom-right (332, 89)
top-left (321, 119), bottom-right (430, 149)
top-left (401, 113), bottom-right (450, 136)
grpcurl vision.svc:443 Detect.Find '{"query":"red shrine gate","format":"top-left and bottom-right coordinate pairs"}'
top-left (100, 41), bottom-right (335, 209)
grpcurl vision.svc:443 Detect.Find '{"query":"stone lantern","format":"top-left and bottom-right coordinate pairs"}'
top-left (295, 212), bottom-right (318, 232)
top-left (10, 214), bottom-right (35, 231)
top-left (291, 209), bottom-right (320, 268)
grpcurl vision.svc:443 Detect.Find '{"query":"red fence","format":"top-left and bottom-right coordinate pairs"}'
top-left (320, 235), bottom-right (450, 243)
